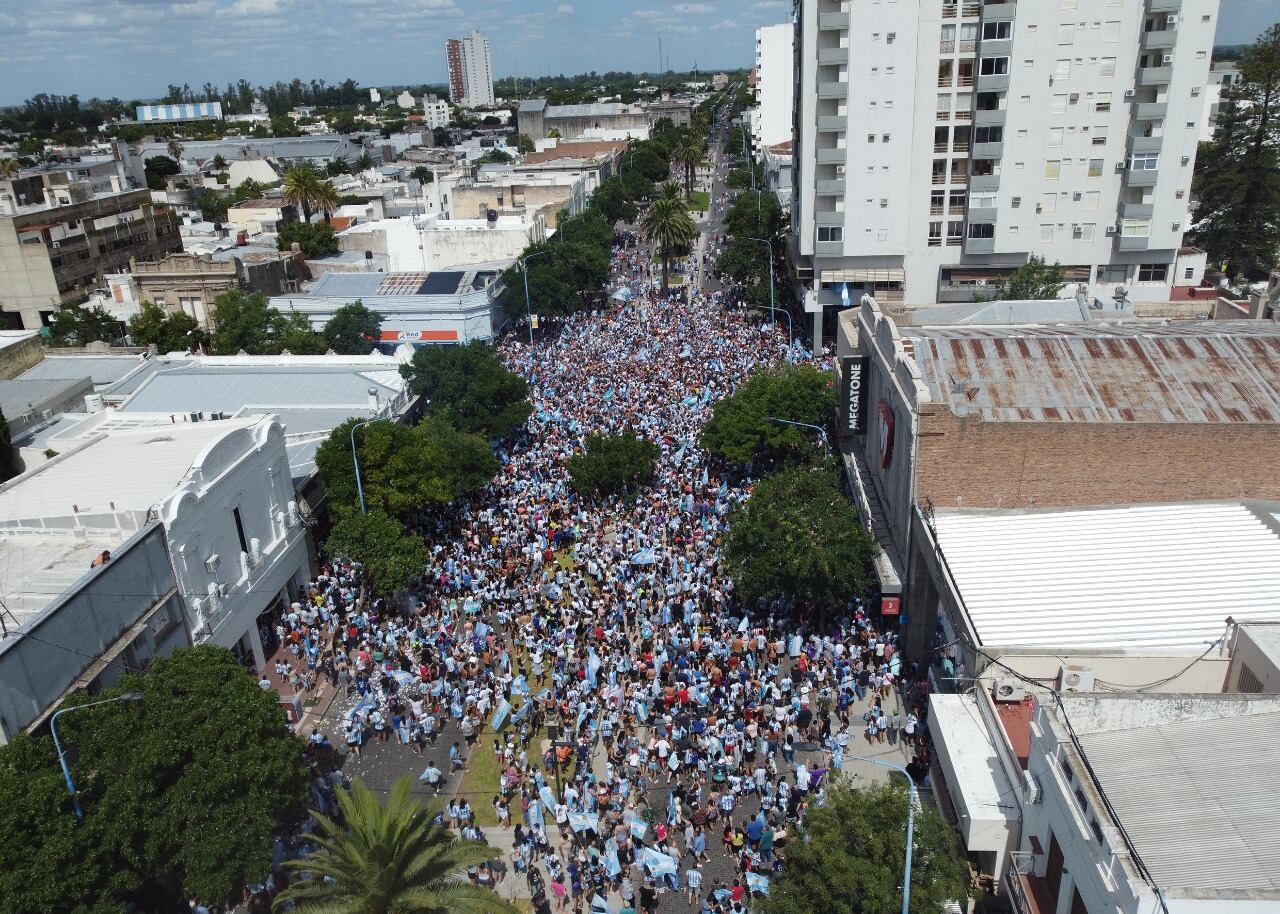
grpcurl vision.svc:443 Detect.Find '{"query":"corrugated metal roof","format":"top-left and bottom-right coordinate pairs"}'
top-left (932, 502), bottom-right (1280, 650)
top-left (120, 365), bottom-right (402, 414)
top-left (908, 322), bottom-right (1280, 423)
top-left (1078, 710), bottom-right (1280, 893)
top-left (20, 355), bottom-right (147, 386)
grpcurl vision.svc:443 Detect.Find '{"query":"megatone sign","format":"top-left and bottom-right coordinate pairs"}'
top-left (839, 355), bottom-right (870, 438)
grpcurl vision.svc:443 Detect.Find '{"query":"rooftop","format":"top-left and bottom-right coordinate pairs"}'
top-left (521, 141), bottom-right (628, 164)
top-left (545, 103), bottom-right (627, 118)
top-left (906, 321), bottom-right (1280, 423)
top-left (308, 270), bottom-right (498, 299)
top-left (932, 501), bottom-right (1280, 651)
top-left (17, 353), bottom-right (150, 389)
top-left (1057, 693), bottom-right (1280, 899)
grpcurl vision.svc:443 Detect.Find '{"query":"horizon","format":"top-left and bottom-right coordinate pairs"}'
top-left (0, 0), bottom-right (1273, 108)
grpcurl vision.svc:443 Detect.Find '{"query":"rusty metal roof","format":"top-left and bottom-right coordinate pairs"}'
top-left (907, 322), bottom-right (1280, 423)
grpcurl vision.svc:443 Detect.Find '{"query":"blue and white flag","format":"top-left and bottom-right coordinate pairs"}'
top-left (840, 282), bottom-right (850, 306)
top-left (629, 817), bottom-right (648, 840)
top-left (540, 785), bottom-right (558, 812)
top-left (630, 547), bottom-right (657, 566)
top-left (490, 698), bottom-right (511, 732)
top-left (512, 675), bottom-right (530, 697)
top-left (587, 649), bottom-right (603, 689)
top-left (746, 872), bottom-right (771, 896)
top-left (639, 847), bottom-right (678, 878)
top-left (569, 810), bottom-right (600, 833)
top-left (604, 842), bottom-right (622, 878)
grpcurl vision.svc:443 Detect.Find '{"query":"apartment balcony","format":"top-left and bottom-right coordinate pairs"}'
top-left (1005, 857), bottom-right (1056, 914)
top-left (1141, 29), bottom-right (1177, 50)
top-left (816, 147), bottom-right (846, 164)
top-left (818, 80), bottom-right (849, 99)
top-left (967, 206), bottom-right (998, 223)
top-left (815, 240), bottom-right (845, 256)
top-left (930, 204), bottom-right (945, 214)
top-left (972, 141), bottom-right (1003, 159)
top-left (818, 46), bottom-right (848, 65)
top-left (937, 108), bottom-right (953, 121)
top-left (815, 178), bottom-right (846, 196)
top-left (818, 11), bottom-right (849, 30)
top-left (1135, 101), bottom-right (1167, 119)
top-left (977, 73), bottom-right (1010, 92)
top-left (964, 234), bottom-right (996, 254)
top-left (1118, 234), bottom-right (1151, 251)
top-left (1128, 134), bottom-right (1163, 154)
top-left (957, 73), bottom-right (975, 87)
top-left (1125, 168), bottom-right (1158, 187)
top-left (961, 2), bottom-right (981, 16)
top-left (942, 3), bottom-right (958, 17)
top-left (1138, 66), bottom-right (1173, 86)
top-left (817, 114), bottom-right (847, 132)
top-left (969, 174), bottom-right (1000, 192)
top-left (1120, 201), bottom-right (1154, 220)
top-left (815, 210), bottom-right (844, 225)
top-left (981, 2), bottom-right (1016, 18)
top-left (939, 40), bottom-right (955, 53)
top-left (1149, 0), bottom-right (1181, 11)
top-left (974, 108), bottom-right (1006, 126)
top-left (954, 108), bottom-right (973, 120)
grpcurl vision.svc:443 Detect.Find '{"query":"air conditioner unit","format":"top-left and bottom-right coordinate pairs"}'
top-left (52, 241), bottom-right (61, 249)
top-left (1011, 196), bottom-right (1022, 207)
top-left (204, 553), bottom-right (220, 573)
top-left (1105, 225), bottom-right (1118, 236)
top-left (1167, 14), bottom-right (1179, 25)
top-left (1057, 665), bottom-right (1095, 693)
top-left (1072, 192), bottom-right (1082, 201)
top-left (1072, 226), bottom-right (1083, 238)
top-left (1175, 189), bottom-right (1186, 198)
top-left (994, 679), bottom-right (1026, 703)
top-left (217, 582), bottom-right (230, 598)
top-left (1124, 88), bottom-right (1136, 99)
top-left (1035, 203), bottom-right (1042, 213)
top-left (835, 165), bottom-right (846, 174)
top-left (1162, 54), bottom-right (1174, 65)
top-left (249, 537), bottom-right (262, 567)
top-left (189, 411), bottom-right (201, 422)
top-left (1172, 222), bottom-right (1181, 230)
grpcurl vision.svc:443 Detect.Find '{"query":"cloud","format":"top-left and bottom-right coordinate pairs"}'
top-left (228, 0), bottom-right (282, 13)
top-left (672, 2), bottom-right (714, 11)
top-left (556, 2), bottom-right (573, 12)
top-left (710, 18), bottom-right (739, 30)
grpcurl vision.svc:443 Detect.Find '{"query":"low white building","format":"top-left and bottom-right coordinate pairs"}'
top-left (0, 415), bottom-right (310, 742)
top-left (423, 96), bottom-right (452, 130)
top-left (335, 211), bottom-right (545, 273)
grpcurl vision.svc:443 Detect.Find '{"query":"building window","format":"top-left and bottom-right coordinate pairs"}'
top-left (1083, 191), bottom-right (1100, 211)
top-left (1138, 262), bottom-right (1168, 282)
top-left (817, 226), bottom-right (843, 242)
top-left (970, 192), bottom-right (996, 208)
top-left (974, 125), bottom-right (1003, 144)
top-left (982, 20), bottom-right (1012, 40)
top-left (980, 56), bottom-right (1010, 76)
top-left (1040, 193), bottom-right (1057, 213)
top-left (968, 222), bottom-right (995, 239)
top-left (1087, 159), bottom-right (1104, 177)
top-left (1122, 219), bottom-right (1152, 237)
top-left (1055, 59), bottom-right (1072, 79)
top-left (1039, 224), bottom-right (1055, 241)
top-left (233, 506), bottom-right (249, 554)
top-left (1092, 127), bottom-right (1107, 146)
top-left (1048, 127), bottom-right (1065, 146)
top-left (1096, 263), bottom-right (1128, 283)
top-left (1184, 266), bottom-right (1195, 280)
top-left (928, 221), bottom-right (942, 245)
top-left (1044, 160), bottom-right (1062, 180)
top-left (1102, 20), bottom-right (1121, 42)
top-left (1058, 23), bottom-right (1075, 44)
top-left (1100, 57), bottom-right (1116, 77)
top-left (1077, 223), bottom-right (1096, 241)
top-left (947, 220), bottom-right (964, 244)
top-left (1050, 93), bottom-right (1068, 114)
top-left (1096, 92), bottom-right (1112, 112)
top-left (1130, 152), bottom-right (1159, 170)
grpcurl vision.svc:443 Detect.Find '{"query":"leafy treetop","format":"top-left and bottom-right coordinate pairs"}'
top-left (400, 341), bottom-right (532, 440)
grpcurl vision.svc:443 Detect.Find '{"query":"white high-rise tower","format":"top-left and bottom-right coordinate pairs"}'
top-left (446, 30), bottom-right (495, 109)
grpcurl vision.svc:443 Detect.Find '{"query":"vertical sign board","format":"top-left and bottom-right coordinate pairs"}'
top-left (839, 355), bottom-right (871, 439)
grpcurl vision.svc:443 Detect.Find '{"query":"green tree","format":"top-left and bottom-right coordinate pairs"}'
top-left (701, 364), bottom-right (837, 465)
top-left (761, 781), bottom-right (969, 914)
top-left (724, 464), bottom-right (877, 609)
top-left (0, 647), bottom-right (308, 912)
top-left (143, 154), bottom-right (180, 190)
top-left (401, 341), bottom-right (532, 439)
top-left (640, 187), bottom-right (698, 291)
top-left (128, 301), bottom-right (203, 352)
top-left (1191, 23), bottom-right (1280, 278)
top-left (672, 131), bottom-right (706, 200)
top-left (210, 288), bottom-right (276, 353)
top-left (477, 148), bottom-right (514, 165)
top-left (323, 299), bottom-right (382, 353)
top-left (510, 132), bottom-right (536, 154)
top-left (275, 777), bottom-right (516, 914)
top-left (276, 220), bottom-right (340, 257)
top-left (499, 241), bottom-right (609, 317)
top-left (48, 304), bottom-right (122, 347)
top-left (274, 309), bottom-right (327, 354)
top-left (323, 509), bottom-right (429, 594)
top-left (592, 178), bottom-right (638, 226)
top-left (567, 431), bottom-right (660, 498)
top-left (315, 417), bottom-right (498, 517)
top-left (410, 165), bottom-right (436, 184)
top-left (986, 255), bottom-right (1067, 300)
top-left (282, 164), bottom-right (321, 221)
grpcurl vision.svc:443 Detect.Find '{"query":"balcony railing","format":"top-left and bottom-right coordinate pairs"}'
top-left (934, 143), bottom-right (949, 152)
top-left (953, 141), bottom-right (971, 152)
top-left (938, 76), bottom-right (953, 87)
top-left (932, 173), bottom-right (948, 185)
top-left (962, 3), bottom-right (980, 15)
top-left (928, 237), bottom-right (943, 246)
top-left (958, 74), bottom-right (975, 86)
top-left (942, 4), bottom-right (957, 18)
top-left (937, 110), bottom-right (952, 120)
top-left (939, 40), bottom-right (955, 52)
top-left (960, 39), bottom-right (976, 51)
top-left (930, 204), bottom-right (945, 214)
top-left (955, 109), bottom-right (972, 120)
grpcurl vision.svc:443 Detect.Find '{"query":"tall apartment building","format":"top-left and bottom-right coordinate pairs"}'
top-left (445, 31), bottom-right (496, 109)
top-left (791, 0), bottom-right (1219, 344)
top-left (753, 23), bottom-right (797, 149)
top-left (0, 187), bottom-right (181, 330)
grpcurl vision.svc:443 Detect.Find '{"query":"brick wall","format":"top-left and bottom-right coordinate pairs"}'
top-left (914, 405), bottom-right (1280, 508)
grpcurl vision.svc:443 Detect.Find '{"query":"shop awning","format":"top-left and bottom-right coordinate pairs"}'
top-left (379, 328), bottom-right (459, 343)
top-left (928, 694), bottom-right (1019, 855)
top-left (820, 268), bottom-right (905, 285)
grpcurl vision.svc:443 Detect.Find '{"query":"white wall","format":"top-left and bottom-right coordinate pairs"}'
top-left (755, 24), bottom-right (796, 148)
top-left (159, 417), bottom-right (308, 665)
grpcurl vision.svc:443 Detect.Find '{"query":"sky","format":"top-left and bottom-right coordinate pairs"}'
top-left (0, 0), bottom-right (1273, 106)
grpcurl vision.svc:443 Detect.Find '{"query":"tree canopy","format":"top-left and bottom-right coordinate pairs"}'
top-left (760, 781), bottom-right (969, 914)
top-left (701, 364), bottom-right (837, 465)
top-left (641, 188), bottom-right (697, 290)
top-left (498, 241), bottom-right (610, 317)
top-left (209, 289), bottom-right (324, 355)
top-left (276, 220), bottom-right (339, 258)
top-left (48, 304), bottom-right (123, 347)
top-left (315, 416), bottom-right (498, 517)
top-left (567, 431), bottom-right (660, 498)
top-left (323, 299), bottom-right (382, 354)
top-left (400, 341), bottom-right (532, 439)
top-left (1191, 22), bottom-right (1280, 278)
top-left (128, 301), bottom-right (204, 353)
top-left (724, 464), bottom-right (877, 610)
top-left (0, 646), bottom-right (307, 912)
top-left (323, 509), bottom-right (430, 595)
top-left (276, 777), bottom-right (515, 914)
top-left (984, 255), bottom-right (1067, 301)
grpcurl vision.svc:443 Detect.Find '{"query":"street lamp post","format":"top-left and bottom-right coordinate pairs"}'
top-left (519, 250), bottom-right (553, 345)
top-left (349, 419), bottom-right (379, 515)
top-left (747, 236), bottom-right (792, 348)
top-left (51, 692), bottom-right (144, 823)
top-left (764, 416), bottom-right (830, 458)
top-left (845, 754), bottom-right (918, 914)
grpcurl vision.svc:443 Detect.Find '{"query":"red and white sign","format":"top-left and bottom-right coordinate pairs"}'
top-left (378, 328), bottom-right (460, 342)
top-left (881, 596), bottom-right (901, 616)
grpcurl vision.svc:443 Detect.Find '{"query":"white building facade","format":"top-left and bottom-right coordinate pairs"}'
top-left (423, 96), bottom-right (452, 130)
top-left (752, 23), bottom-right (797, 149)
top-left (792, 0), bottom-right (1219, 342)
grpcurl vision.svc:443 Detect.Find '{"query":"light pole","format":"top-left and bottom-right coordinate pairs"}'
top-left (845, 754), bottom-right (918, 914)
top-left (747, 236), bottom-right (792, 348)
top-left (764, 416), bottom-right (830, 458)
top-left (51, 692), bottom-right (144, 823)
top-left (350, 418), bottom-right (380, 515)
top-left (518, 250), bottom-right (552, 345)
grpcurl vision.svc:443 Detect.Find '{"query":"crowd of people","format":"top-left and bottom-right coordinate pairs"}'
top-left (254, 131), bottom-right (936, 914)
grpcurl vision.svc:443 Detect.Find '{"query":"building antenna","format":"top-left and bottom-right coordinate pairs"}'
top-left (658, 36), bottom-right (663, 74)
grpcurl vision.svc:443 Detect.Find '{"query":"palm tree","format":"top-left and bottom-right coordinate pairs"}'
top-left (166, 138), bottom-right (184, 162)
top-left (312, 180), bottom-right (341, 223)
top-left (0, 158), bottom-right (20, 180)
top-left (282, 165), bottom-right (321, 222)
top-left (274, 778), bottom-right (515, 914)
top-left (672, 134), bottom-right (706, 200)
top-left (641, 191), bottom-right (698, 292)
